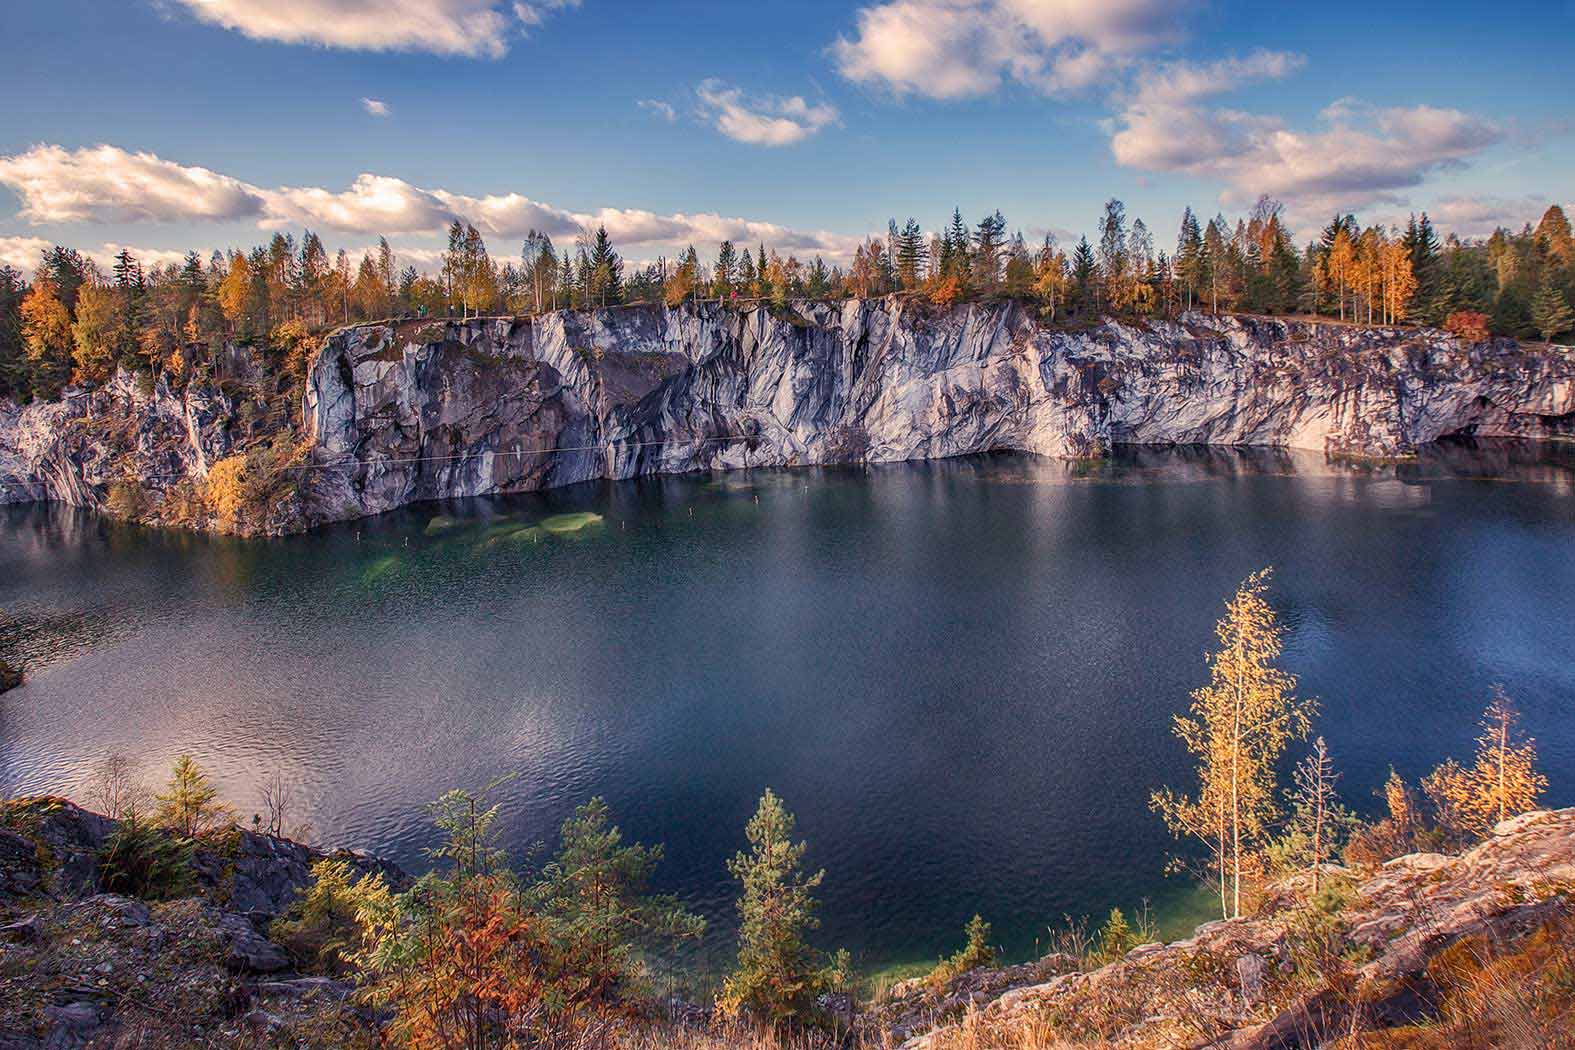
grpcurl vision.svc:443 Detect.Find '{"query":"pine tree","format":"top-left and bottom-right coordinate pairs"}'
top-left (714, 240), bottom-right (738, 299)
top-left (972, 211), bottom-right (1007, 292)
top-left (582, 226), bottom-right (622, 307)
top-left (533, 797), bottom-right (704, 1002)
top-left (1151, 569), bottom-right (1316, 918)
top-left (1070, 237), bottom-right (1096, 315)
top-left (1097, 199), bottom-right (1129, 312)
top-left (894, 219), bottom-right (926, 289)
top-left (719, 789), bottom-right (826, 1026)
top-left (739, 249), bottom-right (757, 297)
top-left (943, 208), bottom-right (971, 283)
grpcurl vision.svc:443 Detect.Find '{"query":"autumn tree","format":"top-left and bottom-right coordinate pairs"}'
top-left (69, 283), bottom-right (120, 382)
top-left (19, 280), bottom-right (73, 395)
top-left (1152, 569), bottom-right (1316, 918)
top-left (1428, 688), bottom-right (1548, 837)
top-left (1033, 235), bottom-right (1069, 320)
top-left (719, 789), bottom-right (827, 1026)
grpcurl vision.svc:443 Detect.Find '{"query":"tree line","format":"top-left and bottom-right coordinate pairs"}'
top-left (2, 199), bottom-right (1571, 404)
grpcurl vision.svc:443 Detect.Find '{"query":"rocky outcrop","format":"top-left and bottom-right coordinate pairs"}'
top-left (3, 302), bottom-right (1573, 533)
top-left (895, 808), bottom-right (1575, 1049)
top-left (0, 798), bottom-right (405, 1049)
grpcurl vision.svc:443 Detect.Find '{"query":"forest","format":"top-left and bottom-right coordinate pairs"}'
top-left (1, 196), bottom-right (1572, 405)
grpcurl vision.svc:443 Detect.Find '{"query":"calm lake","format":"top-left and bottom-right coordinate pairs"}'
top-left (2, 443), bottom-right (1574, 970)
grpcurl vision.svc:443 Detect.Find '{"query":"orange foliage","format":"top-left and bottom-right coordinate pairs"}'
top-left (1444, 311), bottom-right (1491, 344)
top-left (929, 275), bottom-right (964, 307)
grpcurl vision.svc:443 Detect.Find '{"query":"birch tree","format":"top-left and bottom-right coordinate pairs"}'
top-left (1152, 569), bottom-right (1316, 918)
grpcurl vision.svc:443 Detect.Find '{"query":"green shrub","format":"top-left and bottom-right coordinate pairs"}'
top-left (928, 914), bottom-right (997, 989)
top-left (1094, 907), bottom-right (1136, 964)
top-left (98, 817), bottom-right (194, 900)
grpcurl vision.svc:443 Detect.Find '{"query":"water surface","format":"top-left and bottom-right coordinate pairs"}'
top-left (2, 443), bottom-right (1573, 969)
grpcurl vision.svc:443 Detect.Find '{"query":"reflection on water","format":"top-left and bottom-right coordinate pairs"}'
top-left (1, 441), bottom-right (1573, 968)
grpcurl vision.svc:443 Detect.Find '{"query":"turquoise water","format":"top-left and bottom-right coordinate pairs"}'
top-left (2, 443), bottom-right (1573, 969)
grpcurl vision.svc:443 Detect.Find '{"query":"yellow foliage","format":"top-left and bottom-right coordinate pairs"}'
top-left (204, 455), bottom-right (248, 530)
top-left (1151, 568), bottom-right (1316, 919)
top-left (1427, 689), bottom-right (1547, 838)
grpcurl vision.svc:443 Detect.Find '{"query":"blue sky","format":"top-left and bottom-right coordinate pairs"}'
top-left (1, 0), bottom-right (1571, 272)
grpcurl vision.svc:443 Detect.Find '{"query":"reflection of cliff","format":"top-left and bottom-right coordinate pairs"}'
top-left (3, 303), bottom-right (1573, 533)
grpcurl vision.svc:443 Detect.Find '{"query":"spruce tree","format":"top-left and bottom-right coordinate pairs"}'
top-left (1531, 280), bottom-right (1573, 342)
top-left (1176, 208), bottom-right (1203, 311)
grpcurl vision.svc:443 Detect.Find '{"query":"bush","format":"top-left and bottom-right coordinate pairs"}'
top-left (1094, 908), bottom-right (1136, 965)
top-left (98, 817), bottom-right (194, 900)
top-left (271, 858), bottom-right (389, 975)
top-left (1445, 310), bottom-right (1491, 344)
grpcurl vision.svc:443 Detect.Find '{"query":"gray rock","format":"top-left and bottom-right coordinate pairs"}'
top-left (4, 305), bottom-right (1572, 535)
top-left (216, 913), bottom-right (290, 973)
top-left (1236, 952), bottom-right (1268, 1005)
top-left (0, 914), bottom-right (40, 942)
top-left (42, 1003), bottom-right (100, 1049)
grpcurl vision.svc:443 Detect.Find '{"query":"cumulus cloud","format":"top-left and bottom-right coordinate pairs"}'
top-left (832, 0), bottom-right (1192, 99)
top-left (361, 97), bottom-right (391, 117)
top-left (1110, 96), bottom-right (1505, 212)
top-left (695, 80), bottom-right (839, 146)
top-left (0, 144), bottom-right (267, 225)
top-left (164, 0), bottom-right (579, 58)
top-left (637, 99), bottom-right (677, 122)
top-left (0, 142), bottom-right (862, 261)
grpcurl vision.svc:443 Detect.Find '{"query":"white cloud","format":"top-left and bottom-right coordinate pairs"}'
top-left (1424, 194), bottom-right (1551, 238)
top-left (0, 235), bottom-right (52, 273)
top-left (832, 0), bottom-right (1192, 99)
top-left (512, 0), bottom-right (580, 25)
top-left (361, 97), bottom-right (391, 117)
top-left (0, 236), bottom-right (206, 277)
top-left (696, 80), bottom-right (839, 147)
top-left (89, 243), bottom-right (206, 271)
top-left (1122, 50), bottom-right (1305, 105)
top-left (0, 144), bottom-right (266, 225)
top-left (637, 99), bottom-right (677, 122)
top-left (0, 142), bottom-right (862, 262)
top-left (1110, 99), bottom-right (1504, 213)
top-left (164, 0), bottom-right (579, 58)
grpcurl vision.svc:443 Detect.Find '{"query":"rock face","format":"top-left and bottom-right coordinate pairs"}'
top-left (4, 302), bottom-right (1573, 533)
